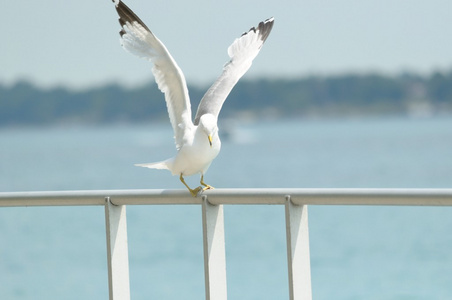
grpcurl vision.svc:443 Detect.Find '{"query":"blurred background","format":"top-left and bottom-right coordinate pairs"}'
top-left (1, 0), bottom-right (452, 299)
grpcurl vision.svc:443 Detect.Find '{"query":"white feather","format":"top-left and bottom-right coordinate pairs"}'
top-left (115, 1), bottom-right (193, 150)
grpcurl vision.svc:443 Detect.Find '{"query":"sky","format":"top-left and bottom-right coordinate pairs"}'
top-left (2, 0), bottom-right (452, 89)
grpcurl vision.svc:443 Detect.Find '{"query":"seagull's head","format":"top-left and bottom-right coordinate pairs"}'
top-left (198, 114), bottom-right (218, 147)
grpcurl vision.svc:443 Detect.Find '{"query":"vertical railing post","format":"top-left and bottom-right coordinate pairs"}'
top-left (202, 195), bottom-right (228, 300)
top-left (105, 197), bottom-right (131, 300)
top-left (285, 195), bottom-right (312, 300)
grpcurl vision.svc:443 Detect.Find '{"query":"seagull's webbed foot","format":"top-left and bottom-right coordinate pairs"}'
top-left (180, 174), bottom-right (202, 197)
top-left (188, 186), bottom-right (202, 197)
top-left (200, 175), bottom-right (215, 191)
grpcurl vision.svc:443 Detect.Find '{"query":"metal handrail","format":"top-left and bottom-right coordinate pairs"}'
top-left (2, 188), bottom-right (452, 300)
top-left (1, 188), bottom-right (452, 207)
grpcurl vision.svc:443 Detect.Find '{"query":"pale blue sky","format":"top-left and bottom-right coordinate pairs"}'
top-left (2, 0), bottom-right (451, 89)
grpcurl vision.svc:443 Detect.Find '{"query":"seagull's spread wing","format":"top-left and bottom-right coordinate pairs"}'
top-left (113, 0), bottom-right (193, 149)
top-left (193, 18), bottom-right (274, 125)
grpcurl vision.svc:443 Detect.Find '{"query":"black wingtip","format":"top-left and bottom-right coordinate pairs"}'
top-left (241, 17), bottom-right (275, 43)
top-left (113, 0), bottom-right (151, 36)
top-left (258, 17), bottom-right (274, 43)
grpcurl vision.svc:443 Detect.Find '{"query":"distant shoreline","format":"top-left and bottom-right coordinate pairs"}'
top-left (1, 71), bottom-right (451, 127)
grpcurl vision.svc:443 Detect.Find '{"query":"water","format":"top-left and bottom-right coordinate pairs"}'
top-left (1, 117), bottom-right (452, 299)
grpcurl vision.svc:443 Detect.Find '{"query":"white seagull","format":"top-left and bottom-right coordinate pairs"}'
top-left (112, 0), bottom-right (274, 196)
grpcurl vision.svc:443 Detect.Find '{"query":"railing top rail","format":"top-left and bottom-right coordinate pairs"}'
top-left (1, 188), bottom-right (452, 207)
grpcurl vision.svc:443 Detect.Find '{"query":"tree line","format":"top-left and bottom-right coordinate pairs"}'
top-left (1, 70), bottom-right (451, 127)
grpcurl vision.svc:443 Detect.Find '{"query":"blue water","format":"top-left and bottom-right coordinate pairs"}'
top-left (1, 117), bottom-right (452, 299)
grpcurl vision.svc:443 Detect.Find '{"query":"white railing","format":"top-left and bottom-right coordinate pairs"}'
top-left (1, 188), bottom-right (452, 300)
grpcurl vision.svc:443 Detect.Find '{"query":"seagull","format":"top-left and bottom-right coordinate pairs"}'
top-left (112, 0), bottom-right (274, 196)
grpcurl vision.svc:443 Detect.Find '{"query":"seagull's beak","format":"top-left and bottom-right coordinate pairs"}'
top-left (208, 134), bottom-right (213, 147)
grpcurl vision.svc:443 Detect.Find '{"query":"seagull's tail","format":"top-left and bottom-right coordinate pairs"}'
top-left (135, 160), bottom-right (170, 170)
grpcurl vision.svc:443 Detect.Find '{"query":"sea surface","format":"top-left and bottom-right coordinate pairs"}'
top-left (1, 116), bottom-right (452, 299)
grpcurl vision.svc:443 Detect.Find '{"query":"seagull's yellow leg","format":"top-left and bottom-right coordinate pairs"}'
top-left (180, 174), bottom-right (202, 197)
top-left (200, 175), bottom-right (214, 191)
